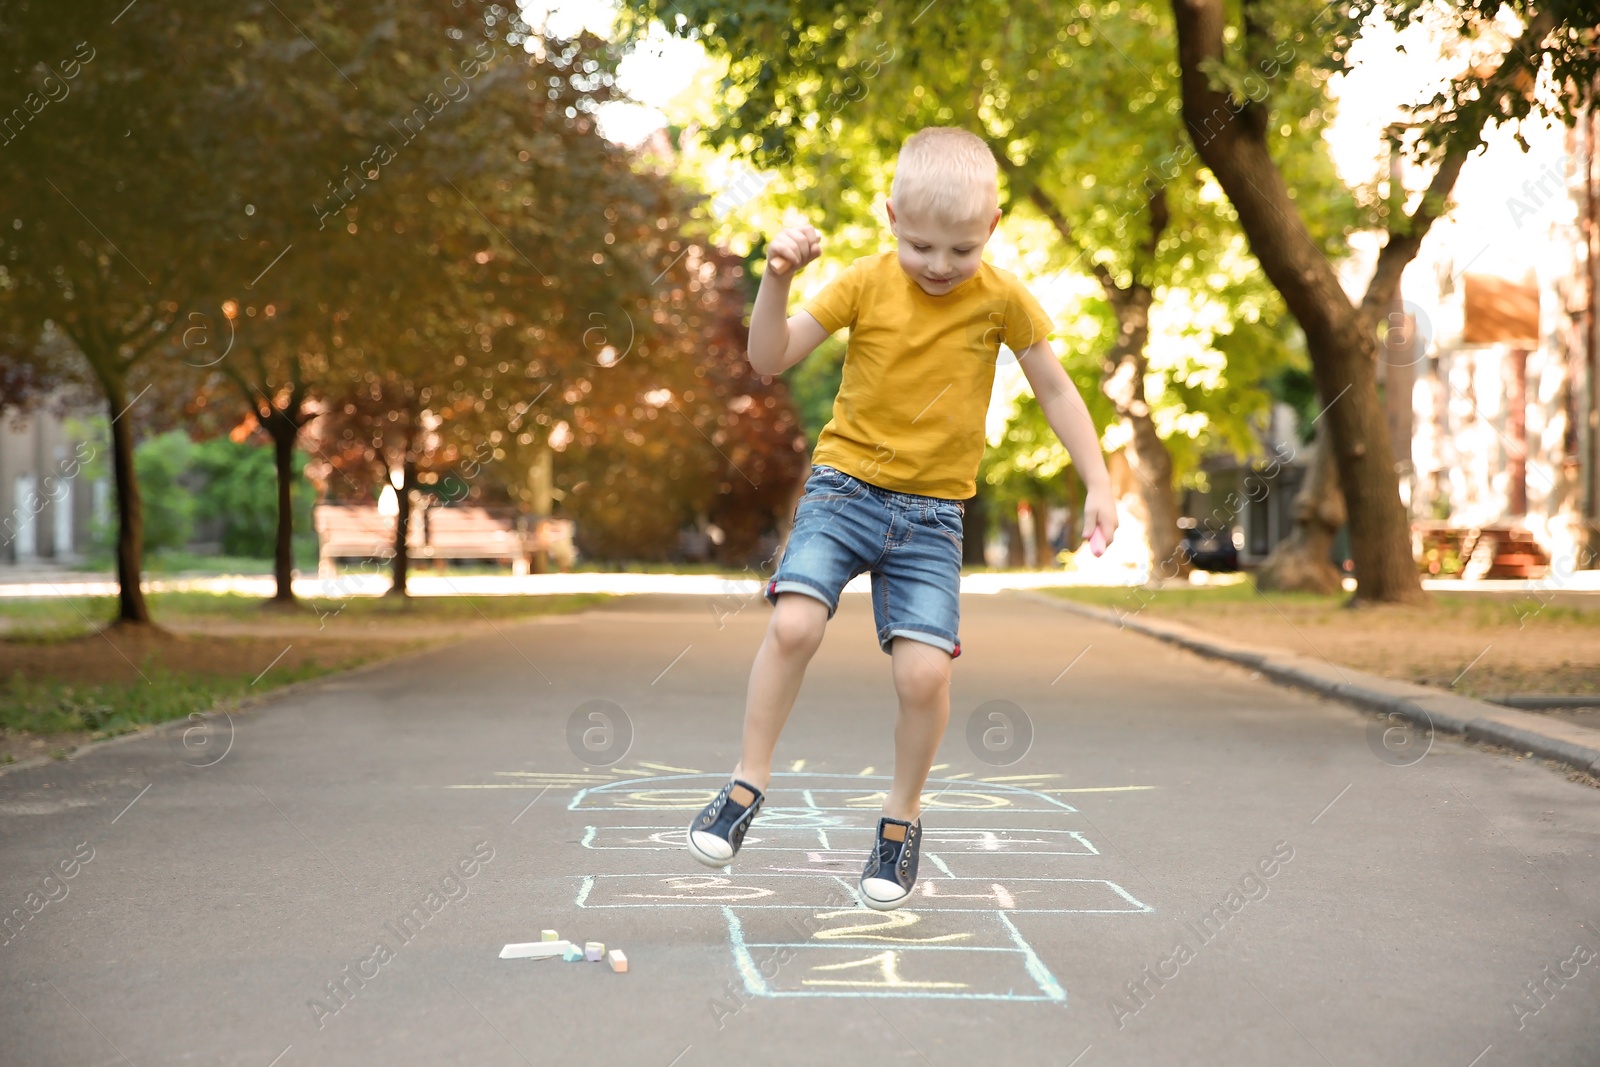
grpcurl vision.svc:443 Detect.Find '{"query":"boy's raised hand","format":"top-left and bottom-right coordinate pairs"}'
top-left (767, 225), bottom-right (821, 277)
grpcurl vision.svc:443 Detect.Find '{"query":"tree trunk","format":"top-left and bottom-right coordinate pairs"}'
top-left (1255, 425), bottom-right (1345, 594)
top-left (961, 489), bottom-right (987, 566)
top-left (1025, 186), bottom-right (1186, 578)
top-left (1165, 0), bottom-right (1541, 605)
top-left (103, 376), bottom-right (152, 624)
top-left (266, 413), bottom-right (300, 605)
top-left (1004, 510), bottom-right (1025, 568)
top-left (1105, 285), bottom-right (1188, 578)
top-left (389, 460), bottom-right (412, 598)
top-left (1586, 90), bottom-right (1600, 564)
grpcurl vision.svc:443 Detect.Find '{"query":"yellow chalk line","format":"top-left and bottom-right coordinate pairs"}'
top-left (1038, 786), bottom-right (1157, 793)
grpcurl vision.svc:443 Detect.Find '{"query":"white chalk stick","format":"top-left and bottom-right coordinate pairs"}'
top-left (607, 949), bottom-right (628, 973)
top-left (500, 940), bottom-right (570, 960)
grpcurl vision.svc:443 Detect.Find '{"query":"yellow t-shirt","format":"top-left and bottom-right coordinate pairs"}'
top-left (802, 251), bottom-right (1054, 500)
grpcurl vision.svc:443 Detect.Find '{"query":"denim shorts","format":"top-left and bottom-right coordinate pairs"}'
top-left (763, 465), bottom-right (964, 657)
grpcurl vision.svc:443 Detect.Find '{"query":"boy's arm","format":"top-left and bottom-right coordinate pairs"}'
top-left (1015, 339), bottom-right (1119, 547)
top-left (748, 225), bottom-right (830, 376)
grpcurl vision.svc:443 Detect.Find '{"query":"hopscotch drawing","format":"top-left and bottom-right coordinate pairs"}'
top-left (568, 772), bottom-right (1154, 1004)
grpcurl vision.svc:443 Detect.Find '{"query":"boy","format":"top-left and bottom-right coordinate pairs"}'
top-left (686, 127), bottom-right (1116, 911)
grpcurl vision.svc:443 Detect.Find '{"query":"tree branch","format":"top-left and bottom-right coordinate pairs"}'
top-left (1171, 0), bottom-right (1353, 339)
top-left (1027, 186), bottom-right (1121, 295)
top-left (1360, 9), bottom-right (1557, 316)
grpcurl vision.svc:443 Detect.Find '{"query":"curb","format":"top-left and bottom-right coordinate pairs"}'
top-left (1018, 591), bottom-right (1600, 780)
top-left (1485, 694), bottom-right (1600, 711)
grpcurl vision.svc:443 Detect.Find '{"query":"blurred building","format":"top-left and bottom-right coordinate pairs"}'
top-left (1386, 112), bottom-right (1596, 574)
top-left (0, 400), bottom-right (101, 566)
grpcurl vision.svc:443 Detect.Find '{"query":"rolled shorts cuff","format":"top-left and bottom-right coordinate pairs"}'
top-left (879, 626), bottom-right (961, 658)
top-left (765, 577), bottom-right (838, 617)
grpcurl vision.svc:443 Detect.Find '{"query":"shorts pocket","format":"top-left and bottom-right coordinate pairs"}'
top-left (930, 503), bottom-right (963, 537)
top-left (804, 466), bottom-right (864, 503)
top-left (917, 504), bottom-right (964, 554)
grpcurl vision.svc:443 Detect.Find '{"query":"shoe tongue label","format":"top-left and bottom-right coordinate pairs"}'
top-left (730, 785), bottom-right (756, 806)
top-left (882, 822), bottom-right (907, 842)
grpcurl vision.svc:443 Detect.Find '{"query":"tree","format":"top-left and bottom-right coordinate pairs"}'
top-left (1168, 0), bottom-right (1598, 602)
top-left (619, 0), bottom-right (1338, 572)
top-left (555, 237), bottom-right (808, 563)
top-left (1, 1), bottom-right (474, 619)
top-left (190, 64), bottom-right (364, 608)
top-left (0, 326), bottom-right (87, 418)
top-left (0, 4), bottom-right (258, 622)
top-left (192, 436), bottom-right (312, 559)
top-left (303, 12), bottom-right (806, 586)
top-left (210, 328), bottom-right (325, 605)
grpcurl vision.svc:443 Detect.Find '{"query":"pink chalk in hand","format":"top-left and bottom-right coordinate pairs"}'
top-left (1089, 529), bottom-right (1107, 557)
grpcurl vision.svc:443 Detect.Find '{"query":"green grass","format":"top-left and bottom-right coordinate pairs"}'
top-left (300, 591), bottom-right (614, 620)
top-left (0, 591), bottom-right (610, 746)
top-left (79, 543), bottom-right (321, 575)
top-left (0, 591), bottom-right (614, 641)
top-left (1040, 583), bottom-right (1600, 627)
top-left (568, 560), bottom-right (763, 576)
top-left (1043, 582), bottom-right (1338, 611)
top-left (0, 661), bottom-right (345, 739)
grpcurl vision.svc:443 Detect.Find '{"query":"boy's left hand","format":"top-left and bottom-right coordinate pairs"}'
top-left (1082, 489), bottom-right (1117, 556)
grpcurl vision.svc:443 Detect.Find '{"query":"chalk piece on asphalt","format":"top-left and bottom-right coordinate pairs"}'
top-left (500, 941), bottom-right (570, 960)
top-left (607, 950), bottom-right (628, 973)
top-left (562, 945), bottom-right (584, 962)
top-left (584, 941), bottom-right (605, 962)
top-left (541, 929), bottom-right (559, 942)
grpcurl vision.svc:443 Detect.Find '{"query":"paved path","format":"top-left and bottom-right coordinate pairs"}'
top-left (2, 592), bottom-right (1596, 1066)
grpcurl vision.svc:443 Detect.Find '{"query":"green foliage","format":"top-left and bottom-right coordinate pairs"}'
top-left (190, 438), bottom-right (312, 558)
top-left (0, 591), bottom-right (615, 642)
top-left (2, 0), bottom-right (809, 598)
top-left (85, 432), bottom-right (313, 561)
top-left (1210, 0), bottom-right (1594, 238)
top-left (619, 0), bottom-right (1345, 495)
top-left (127, 432), bottom-right (195, 554)
top-left (0, 668), bottom-right (256, 737)
top-left (1267, 365), bottom-right (1319, 444)
top-left (1314, 0), bottom-right (1598, 162)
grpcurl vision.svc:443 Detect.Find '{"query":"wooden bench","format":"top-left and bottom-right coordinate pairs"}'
top-left (314, 505), bottom-right (412, 576)
top-left (313, 504), bottom-right (541, 576)
top-left (1413, 521), bottom-right (1550, 579)
top-left (417, 506), bottom-right (527, 563)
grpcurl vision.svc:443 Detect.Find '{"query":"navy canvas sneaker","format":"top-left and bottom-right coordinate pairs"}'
top-left (686, 778), bottom-right (765, 868)
top-left (859, 816), bottom-right (922, 911)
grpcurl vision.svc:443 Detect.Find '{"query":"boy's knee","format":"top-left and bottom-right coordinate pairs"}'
top-left (893, 646), bottom-right (950, 705)
top-left (769, 595), bottom-right (828, 655)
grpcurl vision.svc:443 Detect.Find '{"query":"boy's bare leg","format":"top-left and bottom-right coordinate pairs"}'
top-left (883, 637), bottom-right (953, 822)
top-left (732, 593), bottom-right (830, 792)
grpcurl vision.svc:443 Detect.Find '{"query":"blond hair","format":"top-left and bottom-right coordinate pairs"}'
top-left (890, 127), bottom-right (999, 224)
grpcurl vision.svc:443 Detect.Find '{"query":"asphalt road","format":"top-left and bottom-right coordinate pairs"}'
top-left (2, 590), bottom-right (1597, 1067)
